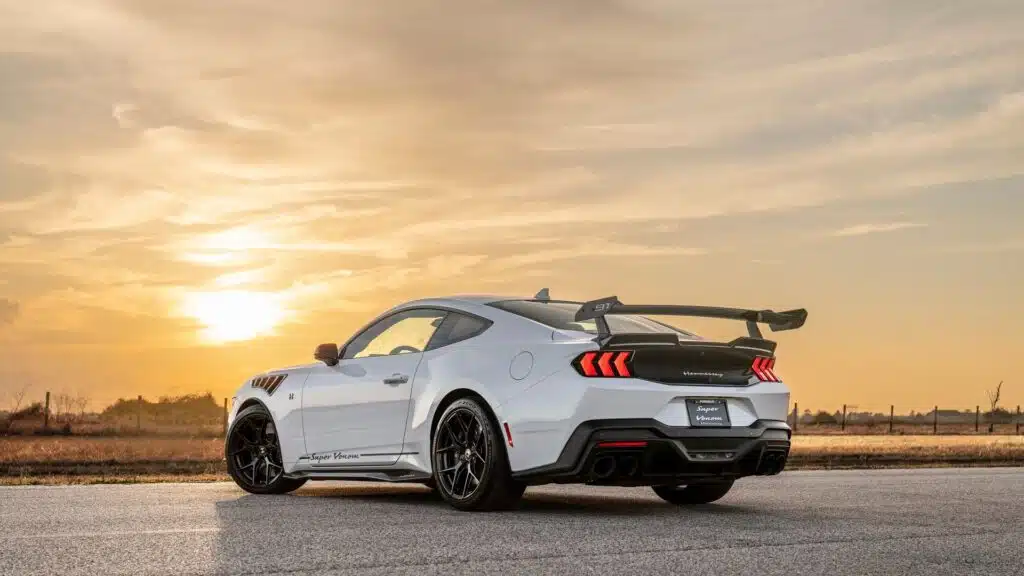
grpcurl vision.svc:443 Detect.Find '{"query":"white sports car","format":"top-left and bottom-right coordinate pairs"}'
top-left (225, 290), bottom-right (807, 511)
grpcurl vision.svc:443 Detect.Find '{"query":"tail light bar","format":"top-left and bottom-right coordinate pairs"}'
top-left (572, 351), bottom-right (782, 382)
top-left (573, 351), bottom-right (633, 378)
top-left (751, 356), bottom-right (780, 382)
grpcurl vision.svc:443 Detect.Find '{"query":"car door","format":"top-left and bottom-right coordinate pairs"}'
top-left (301, 308), bottom-right (447, 467)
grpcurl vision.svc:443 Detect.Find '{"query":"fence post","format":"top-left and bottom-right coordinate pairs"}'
top-left (933, 406), bottom-right (938, 434)
top-left (137, 394), bottom-right (143, 433)
top-left (792, 402), bottom-right (798, 433)
top-left (841, 404), bottom-right (847, 431)
top-left (1017, 406), bottom-right (1021, 435)
top-left (43, 391), bottom-right (51, 431)
top-left (223, 398), bottom-right (229, 437)
top-left (889, 405), bottom-right (894, 434)
top-left (976, 406), bottom-right (980, 433)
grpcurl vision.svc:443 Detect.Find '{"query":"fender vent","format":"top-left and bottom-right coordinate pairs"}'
top-left (251, 374), bottom-right (288, 395)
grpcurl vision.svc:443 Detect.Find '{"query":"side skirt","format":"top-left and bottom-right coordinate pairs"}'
top-left (287, 466), bottom-right (430, 483)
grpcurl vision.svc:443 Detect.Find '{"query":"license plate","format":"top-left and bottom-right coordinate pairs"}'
top-left (686, 399), bottom-right (731, 427)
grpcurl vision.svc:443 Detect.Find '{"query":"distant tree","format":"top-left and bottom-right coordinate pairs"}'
top-left (100, 392), bottom-right (222, 426)
top-left (2, 384), bottom-right (32, 434)
top-left (811, 411), bottom-right (838, 425)
top-left (73, 396), bottom-right (90, 421)
top-left (986, 381), bottom-right (1003, 433)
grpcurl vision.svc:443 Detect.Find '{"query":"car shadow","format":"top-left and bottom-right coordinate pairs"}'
top-left (279, 483), bottom-right (762, 517)
top-left (211, 484), bottom-right (767, 572)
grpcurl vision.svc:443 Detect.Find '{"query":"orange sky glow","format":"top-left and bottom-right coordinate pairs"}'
top-left (1, 0), bottom-right (1022, 413)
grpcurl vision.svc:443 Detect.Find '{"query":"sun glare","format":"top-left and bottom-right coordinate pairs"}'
top-left (182, 290), bottom-right (286, 344)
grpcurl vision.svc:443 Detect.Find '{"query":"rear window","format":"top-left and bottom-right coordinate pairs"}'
top-left (489, 300), bottom-right (697, 338)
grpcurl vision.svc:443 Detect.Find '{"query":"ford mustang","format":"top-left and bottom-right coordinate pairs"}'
top-left (225, 290), bottom-right (807, 511)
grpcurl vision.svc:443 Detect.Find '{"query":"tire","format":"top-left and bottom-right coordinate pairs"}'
top-left (226, 405), bottom-right (307, 495)
top-left (653, 480), bottom-right (735, 505)
top-left (431, 397), bottom-right (525, 511)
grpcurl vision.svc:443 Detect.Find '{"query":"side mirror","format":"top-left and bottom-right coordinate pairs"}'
top-left (314, 343), bottom-right (339, 366)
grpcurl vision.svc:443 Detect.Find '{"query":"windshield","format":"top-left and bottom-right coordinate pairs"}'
top-left (489, 300), bottom-right (698, 338)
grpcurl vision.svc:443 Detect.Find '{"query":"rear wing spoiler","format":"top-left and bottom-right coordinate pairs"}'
top-left (574, 296), bottom-right (808, 339)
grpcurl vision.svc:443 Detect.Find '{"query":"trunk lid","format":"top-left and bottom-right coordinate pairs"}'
top-left (573, 334), bottom-right (780, 386)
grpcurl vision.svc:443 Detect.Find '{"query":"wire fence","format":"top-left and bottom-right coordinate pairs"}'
top-left (4, 392), bottom-right (1024, 437)
top-left (788, 402), bottom-right (1023, 435)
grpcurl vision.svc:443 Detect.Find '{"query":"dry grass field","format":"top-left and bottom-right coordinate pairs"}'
top-left (791, 435), bottom-right (1024, 468)
top-left (1, 434), bottom-right (1022, 484)
top-left (0, 436), bottom-right (223, 463)
top-left (792, 435), bottom-right (1024, 456)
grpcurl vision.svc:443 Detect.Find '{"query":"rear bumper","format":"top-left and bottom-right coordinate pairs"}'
top-left (510, 419), bottom-right (791, 486)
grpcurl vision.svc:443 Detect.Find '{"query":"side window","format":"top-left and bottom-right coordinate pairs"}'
top-left (342, 309), bottom-right (448, 360)
top-left (426, 312), bottom-right (492, 351)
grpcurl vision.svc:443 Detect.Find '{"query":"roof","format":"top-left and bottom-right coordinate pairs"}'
top-left (395, 291), bottom-right (586, 311)
top-left (421, 294), bottom-right (585, 305)
top-left (445, 294), bottom-right (513, 304)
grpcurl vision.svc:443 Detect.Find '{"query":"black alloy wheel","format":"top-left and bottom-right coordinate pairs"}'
top-left (226, 405), bottom-right (306, 495)
top-left (431, 398), bottom-right (525, 511)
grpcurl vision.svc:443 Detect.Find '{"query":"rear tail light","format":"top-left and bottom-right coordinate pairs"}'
top-left (573, 351), bottom-right (633, 378)
top-left (751, 356), bottom-right (780, 382)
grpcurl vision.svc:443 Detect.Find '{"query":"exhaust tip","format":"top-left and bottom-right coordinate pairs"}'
top-left (618, 455), bottom-right (639, 477)
top-left (757, 451), bottom-right (788, 475)
top-left (592, 455), bottom-right (617, 479)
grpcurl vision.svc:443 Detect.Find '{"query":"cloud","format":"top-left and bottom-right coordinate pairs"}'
top-left (832, 222), bottom-right (928, 238)
top-left (0, 0), bottom-right (1021, 356)
top-left (944, 238), bottom-right (1024, 254)
top-left (0, 299), bottom-right (20, 325)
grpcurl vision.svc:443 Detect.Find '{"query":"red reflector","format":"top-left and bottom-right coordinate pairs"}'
top-left (613, 351), bottom-right (631, 377)
top-left (580, 352), bottom-right (598, 376)
top-left (503, 422), bottom-right (514, 448)
top-left (597, 441), bottom-right (648, 448)
top-left (597, 352), bottom-right (615, 377)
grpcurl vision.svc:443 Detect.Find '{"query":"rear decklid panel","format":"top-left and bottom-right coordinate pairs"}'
top-left (573, 338), bottom-right (778, 383)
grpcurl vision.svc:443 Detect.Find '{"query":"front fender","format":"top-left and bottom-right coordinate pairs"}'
top-left (228, 370), bottom-right (310, 471)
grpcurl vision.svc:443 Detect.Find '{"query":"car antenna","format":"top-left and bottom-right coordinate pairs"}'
top-left (534, 288), bottom-right (550, 300)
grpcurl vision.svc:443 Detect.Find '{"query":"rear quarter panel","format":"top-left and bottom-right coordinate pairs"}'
top-left (403, 310), bottom-right (593, 475)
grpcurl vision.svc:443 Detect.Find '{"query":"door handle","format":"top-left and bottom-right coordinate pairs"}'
top-left (383, 373), bottom-right (409, 385)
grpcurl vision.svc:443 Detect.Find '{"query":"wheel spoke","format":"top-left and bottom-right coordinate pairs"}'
top-left (452, 465), bottom-right (466, 497)
top-left (448, 419), bottom-right (463, 444)
top-left (259, 418), bottom-right (270, 445)
top-left (460, 463), bottom-right (471, 496)
top-left (472, 424), bottom-right (484, 449)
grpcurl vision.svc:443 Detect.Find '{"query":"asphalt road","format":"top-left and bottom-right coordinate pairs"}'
top-left (1, 468), bottom-right (1021, 576)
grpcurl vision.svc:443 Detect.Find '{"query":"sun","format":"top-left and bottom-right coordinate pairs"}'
top-left (182, 290), bottom-right (286, 344)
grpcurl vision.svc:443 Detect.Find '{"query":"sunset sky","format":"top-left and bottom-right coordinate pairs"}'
top-left (1, 0), bottom-right (1022, 412)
